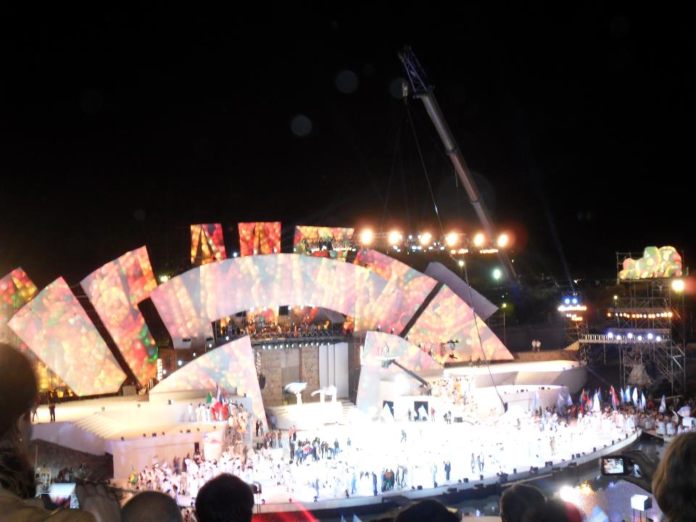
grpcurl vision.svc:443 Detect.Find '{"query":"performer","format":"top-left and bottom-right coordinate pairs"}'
top-left (47, 389), bottom-right (56, 422)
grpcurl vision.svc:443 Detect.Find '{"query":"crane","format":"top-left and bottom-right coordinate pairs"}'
top-left (398, 47), bottom-right (517, 281)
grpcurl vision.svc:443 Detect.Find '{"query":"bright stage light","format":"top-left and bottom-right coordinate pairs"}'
top-left (492, 268), bottom-right (502, 281)
top-left (671, 279), bottom-right (685, 293)
top-left (158, 274), bottom-right (170, 283)
top-left (457, 259), bottom-right (465, 268)
top-left (445, 232), bottom-right (459, 247)
top-left (418, 232), bottom-right (432, 246)
top-left (558, 485), bottom-right (580, 506)
top-left (473, 232), bottom-right (486, 248)
top-left (388, 230), bottom-right (403, 246)
top-left (359, 228), bottom-right (374, 246)
top-left (496, 233), bottom-right (510, 248)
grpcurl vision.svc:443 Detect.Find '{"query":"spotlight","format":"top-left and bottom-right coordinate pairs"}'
top-left (359, 228), bottom-right (374, 246)
top-left (445, 231), bottom-right (459, 247)
top-left (496, 233), bottom-right (510, 248)
top-left (388, 230), bottom-right (403, 246)
top-left (472, 232), bottom-right (486, 248)
top-left (418, 232), bottom-right (432, 246)
top-left (671, 279), bottom-right (686, 293)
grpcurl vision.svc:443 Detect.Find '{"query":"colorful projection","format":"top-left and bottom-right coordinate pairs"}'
top-left (1, 269), bottom-right (68, 392)
top-left (191, 224), bottom-right (227, 265)
top-left (354, 249), bottom-right (437, 333)
top-left (362, 331), bottom-right (442, 373)
top-left (151, 336), bottom-right (266, 429)
top-left (0, 268), bottom-right (38, 344)
top-left (149, 254), bottom-right (387, 340)
top-left (293, 226), bottom-right (355, 261)
top-left (405, 285), bottom-right (513, 364)
top-left (8, 277), bottom-right (127, 396)
top-left (80, 247), bottom-right (159, 386)
top-left (238, 222), bottom-right (281, 256)
top-left (619, 246), bottom-right (683, 280)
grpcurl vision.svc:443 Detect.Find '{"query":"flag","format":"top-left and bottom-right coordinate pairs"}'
top-left (532, 390), bottom-right (541, 411)
top-left (678, 405), bottom-right (692, 417)
top-left (625, 386), bottom-right (631, 404)
top-left (640, 392), bottom-right (647, 411)
top-left (610, 386), bottom-right (619, 410)
top-left (659, 395), bottom-right (667, 414)
top-left (597, 388), bottom-right (603, 404)
top-left (632, 387), bottom-right (638, 405)
top-left (592, 392), bottom-right (601, 413)
top-left (566, 392), bottom-right (573, 407)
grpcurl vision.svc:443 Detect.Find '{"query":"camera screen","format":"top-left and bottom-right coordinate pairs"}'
top-left (601, 457), bottom-right (626, 475)
top-left (48, 483), bottom-right (79, 509)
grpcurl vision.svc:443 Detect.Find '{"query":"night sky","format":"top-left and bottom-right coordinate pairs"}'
top-left (1, 4), bottom-right (694, 290)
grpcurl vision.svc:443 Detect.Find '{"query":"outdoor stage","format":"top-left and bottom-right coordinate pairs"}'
top-left (31, 382), bottom-right (639, 517)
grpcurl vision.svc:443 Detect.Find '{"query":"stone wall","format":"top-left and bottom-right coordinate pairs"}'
top-left (299, 346), bottom-right (320, 402)
top-left (257, 346), bottom-right (321, 407)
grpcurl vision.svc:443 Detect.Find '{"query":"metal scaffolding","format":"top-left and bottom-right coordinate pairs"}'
top-left (577, 253), bottom-right (686, 393)
top-left (612, 252), bottom-right (686, 394)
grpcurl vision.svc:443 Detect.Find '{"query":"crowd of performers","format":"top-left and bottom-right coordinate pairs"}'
top-left (123, 381), bottom-right (671, 513)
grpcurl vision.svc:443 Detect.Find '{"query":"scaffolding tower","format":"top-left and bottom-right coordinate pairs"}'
top-left (612, 252), bottom-right (686, 394)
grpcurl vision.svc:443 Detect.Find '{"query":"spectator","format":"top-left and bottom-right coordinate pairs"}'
top-left (394, 499), bottom-right (459, 522)
top-left (653, 431), bottom-right (696, 522)
top-left (0, 343), bottom-right (119, 522)
top-left (195, 473), bottom-right (254, 522)
top-left (521, 498), bottom-right (584, 522)
top-left (500, 483), bottom-right (546, 522)
top-left (122, 491), bottom-right (183, 522)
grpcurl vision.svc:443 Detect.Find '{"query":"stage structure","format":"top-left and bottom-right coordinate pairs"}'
top-left (293, 226), bottom-right (355, 261)
top-left (238, 222), bottom-right (281, 256)
top-left (403, 284), bottom-right (513, 364)
top-left (353, 249), bottom-right (438, 333)
top-left (356, 331), bottom-right (443, 415)
top-left (579, 248), bottom-right (686, 393)
top-left (80, 246), bottom-right (159, 387)
top-left (0, 268), bottom-right (66, 392)
top-left (150, 336), bottom-right (267, 430)
top-left (148, 254), bottom-right (388, 347)
top-left (8, 277), bottom-right (127, 396)
top-left (190, 223), bottom-right (227, 265)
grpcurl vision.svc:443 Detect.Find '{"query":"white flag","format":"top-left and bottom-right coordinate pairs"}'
top-left (659, 395), bottom-right (667, 413)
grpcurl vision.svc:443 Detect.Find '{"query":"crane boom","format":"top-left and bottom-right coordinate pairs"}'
top-left (398, 47), bottom-right (517, 280)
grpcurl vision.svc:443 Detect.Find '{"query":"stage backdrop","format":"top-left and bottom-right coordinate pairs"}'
top-left (354, 249), bottom-right (438, 333)
top-left (0, 268), bottom-right (66, 391)
top-left (404, 285), bottom-right (514, 364)
top-left (80, 246), bottom-right (159, 387)
top-left (149, 254), bottom-right (387, 344)
top-left (1, 268), bottom-right (38, 346)
top-left (8, 277), bottom-right (127, 396)
top-left (150, 336), bottom-right (267, 429)
top-left (190, 223), bottom-right (227, 265)
top-left (238, 222), bottom-right (281, 256)
top-left (293, 226), bottom-right (354, 260)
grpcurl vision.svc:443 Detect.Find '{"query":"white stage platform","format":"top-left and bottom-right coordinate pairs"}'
top-left (444, 359), bottom-right (587, 394)
top-left (31, 393), bottom-right (243, 480)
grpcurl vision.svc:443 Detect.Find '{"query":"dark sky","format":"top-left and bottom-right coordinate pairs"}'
top-left (1, 4), bottom-right (694, 289)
